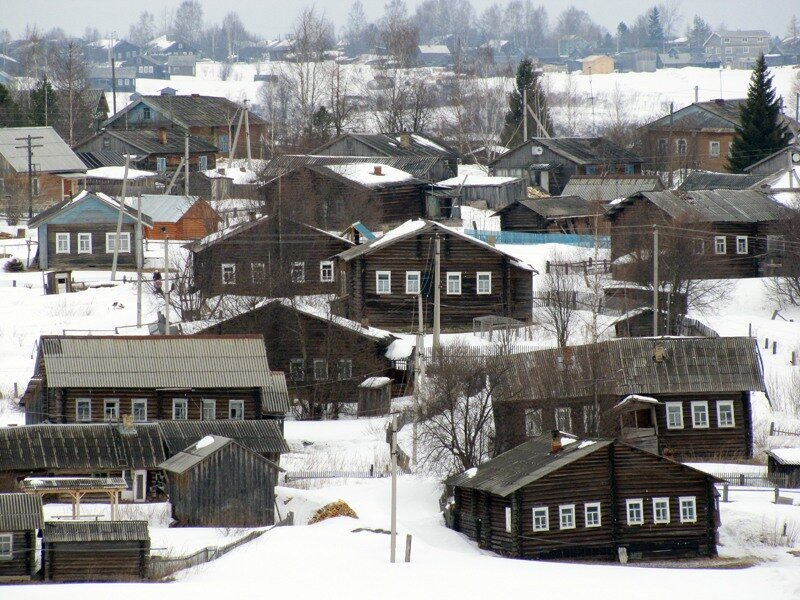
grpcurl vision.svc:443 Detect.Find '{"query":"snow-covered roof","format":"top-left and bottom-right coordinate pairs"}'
top-left (437, 174), bottom-right (520, 187)
top-left (418, 45), bottom-right (451, 55)
top-left (87, 166), bottom-right (156, 181)
top-left (124, 195), bottom-right (202, 223)
top-left (615, 394), bottom-right (661, 409)
top-left (322, 163), bottom-right (417, 187)
top-left (359, 376), bottom-right (392, 388)
top-left (766, 448), bottom-right (800, 466)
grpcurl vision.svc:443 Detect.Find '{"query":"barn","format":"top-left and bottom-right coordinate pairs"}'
top-left (0, 494), bottom-right (43, 581)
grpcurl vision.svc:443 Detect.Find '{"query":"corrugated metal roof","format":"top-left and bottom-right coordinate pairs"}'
top-left (77, 150), bottom-right (127, 169)
top-left (21, 476), bottom-right (128, 491)
top-left (646, 100), bottom-right (798, 132)
top-left (100, 129), bottom-right (218, 155)
top-left (562, 175), bottom-right (664, 202)
top-left (262, 154), bottom-right (440, 183)
top-left (679, 171), bottom-right (764, 191)
top-left (134, 195), bottom-right (198, 223)
top-left (157, 419), bottom-right (289, 456)
top-left (38, 335), bottom-right (273, 389)
top-left (496, 196), bottom-right (594, 219)
top-left (0, 494), bottom-right (44, 530)
top-left (313, 133), bottom-right (459, 160)
top-left (262, 372), bottom-right (290, 414)
top-left (492, 137), bottom-right (643, 167)
top-left (159, 435), bottom-right (235, 473)
top-left (0, 126), bottom-right (86, 173)
top-left (105, 95), bottom-right (266, 129)
top-left (29, 190), bottom-right (154, 229)
top-left (43, 520), bottom-right (150, 543)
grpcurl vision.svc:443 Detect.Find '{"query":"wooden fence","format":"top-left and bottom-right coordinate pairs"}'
top-left (463, 229), bottom-right (610, 248)
top-left (284, 469), bottom-right (389, 482)
top-left (709, 472), bottom-right (790, 488)
top-left (545, 258), bottom-right (611, 275)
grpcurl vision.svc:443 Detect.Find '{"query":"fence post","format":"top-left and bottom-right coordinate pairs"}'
top-left (545, 260), bottom-right (550, 274)
top-left (773, 341), bottom-right (777, 355)
top-left (774, 485), bottom-right (780, 504)
top-left (404, 534), bottom-right (412, 563)
top-left (722, 483), bottom-right (728, 502)
top-left (770, 422), bottom-right (775, 436)
top-left (764, 338), bottom-right (769, 349)
top-left (739, 473), bottom-right (745, 486)
top-left (792, 351), bottom-right (796, 366)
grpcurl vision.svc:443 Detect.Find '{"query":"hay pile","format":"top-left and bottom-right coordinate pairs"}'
top-left (308, 500), bottom-right (358, 524)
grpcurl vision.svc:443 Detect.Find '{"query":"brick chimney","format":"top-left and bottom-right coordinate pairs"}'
top-left (399, 133), bottom-right (411, 148)
top-left (373, 165), bottom-right (383, 176)
top-left (158, 127), bottom-right (167, 145)
top-left (551, 430), bottom-right (562, 454)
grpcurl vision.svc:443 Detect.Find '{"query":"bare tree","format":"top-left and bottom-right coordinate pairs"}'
top-left (367, 66), bottom-right (435, 134)
top-left (172, 0), bottom-right (203, 46)
top-left (657, 0), bottom-right (684, 40)
top-left (445, 72), bottom-right (510, 162)
top-left (381, 0), bottom-right (419, 67)
top-left (763, 205), bottom-right (800, 306)
top-left (50, 41), bottom-right (89, 145)
top-left (129, 11), bottom-right (157, 48)
top-left (326, 61), bottom-right (356, 136)
top-left (534, 251), bottom-right (581, 348)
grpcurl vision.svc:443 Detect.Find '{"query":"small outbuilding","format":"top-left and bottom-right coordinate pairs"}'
top-left (134, 194), bottom-right (219, 240)
top-left (766, 448), bottom-right (800, 487)
top-left (357, 377), bottom-right (393, 417)
top-left (42, 520), bottom-right (150, 582)
top-left (159, 435), bottom-right (283, 527)
top-left (0, 493), bottom-right (43, 581)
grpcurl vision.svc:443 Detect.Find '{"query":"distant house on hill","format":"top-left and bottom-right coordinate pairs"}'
top-left (88, 66), bottom-right (137, 92)
top-left (417, 44), bottom-right (452, 67)
top-left (84, 39), bottom-right (140, 63)
top-left (704, 30), bottom-right (771, 69)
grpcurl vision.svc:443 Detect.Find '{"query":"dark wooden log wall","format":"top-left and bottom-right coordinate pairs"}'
top-left (43, 541), bottom-right (148, 581)
top-left (46, 223), bottom-right (137, 270)
top-left (499, 204), bottom-right (549, 232)
top-left (0, 531), bottom-right (37, 579)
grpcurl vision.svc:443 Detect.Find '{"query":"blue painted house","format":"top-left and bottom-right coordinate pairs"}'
top-left (29, 191), bottom-right (153, 270)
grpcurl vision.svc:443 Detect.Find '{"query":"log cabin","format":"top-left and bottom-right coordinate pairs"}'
top-left (491, 336), bottom-right (765, 460)
top-left (766, 448), bottom-right (800, 487)
top-left (0, 494), bottom-right (43, 581)
top-left (135, 194), bottom-right (219, 240)
top-left (334, 219), bottom-right (536, 331)
top-left (445, 432), bottom-right (720, 561)
top-left (493, 197), bottom-right (597, 233)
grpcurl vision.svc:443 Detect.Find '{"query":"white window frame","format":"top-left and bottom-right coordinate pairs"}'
top-left (291, 261), bottom-right (305, 283)
top-left (626, 499), bottom-right (644, 525)
top-left (198, 155), bottom-right (208, 171)
top-left (376, 271), bottom-right (391, 294)
top-left (665, 401), bottom-right (684, 429)
top-left (709, 141), bottom-right (720, 157)
top-left (559, 504), bottom-right (576, 530)
top-left (736, 235), bottom-right (748, 255)
top-left (105, 232), bottom-right (131, 253)
top-left (653, 497), bottom-right (671, 524)
top-left (156, 156), bottom-right (167, 172)
top-left (202, 399), bottom-right (216, 420)
top-left (221, 263), bottom-right (236, 285)
top-left (504, 506), bottom-right (512, 533)
top-left (56, 232), bottom-right (71, 254)
top-left (228, 399), bottom-right (244, 420)
top-left (714, 236), bottom-right (727, 254)
top-left (717, 400), bottom-right (735, 428)
top-left (476, 272), bottom-right (491, 295)
top-left (525, 407), bottom-right (543, 437)
top-left (584, 502), bottom-right (601, 528)
top-left (0, 533), bottom-right (12, 560)
top-left (103, 398), bottom-right (120, 422)
top-left (77, 232), bottom-right (92, 254)
top-left (251, 262), bottom-right (265, 284)
top-left (446, 272), bottom-right (462, 295)
top-left (290, 359), bottom-right (305, 382)
top-left (75, 398), bottom-right (91, 422)
top-left (172, 398), bottom-right (188, 420)
top-left (313, 358), bottom-right (327, 381)
top-left (132, 398), bottom-right (147, 422)
top-left (405, 271), bottom-right (421, 295)
top-left (679, 496), bottom-right (697, 523)
top-left (532, 507), bottom-right (549, 532)
top-left (676, 138), bottom-right (687, 156)
top-left (691, 400), bottom-right (709, 429)
top-left (320, 260), bottom-right (334, 283)
top-left (337, 359), bottom-right (352, 381)
top-left (555, 406), bottom-right (572, 432)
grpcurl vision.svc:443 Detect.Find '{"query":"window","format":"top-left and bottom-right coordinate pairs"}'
top-left (582, 404), bottom-right (599, 434)
top-left (717, 400), bottom-right (735, 428)
top-left (446, 272), bottom-right (462, 295)
top-left (657, 138), bottom-right (668, 154)
top-left (76, 398), bottom-right (91, 422)
top-left (709, 141), bottom-right (721, 157)
top-left (221, 263), bottom-right (236, 285)
top-left (77, 232), bottom-right (92, 254)
top-left (676, 139), bottom-right (687, 156)
top-left (723, 37), bottom-right (731, 43)
top-left (56, 232), bottom-right (70, 254)
top-left (172, 398), bottom-right (188, 420)
top-left (559, 504), bottom-right (576, 530)
top-left (291, 262), bottom-right (305, 283)
top-left (679, 496), bottom-right (697, 523)
top-left (693, 238), bottom-right (706, 254)
top-left (736, 236), bottom-right (748, 255)
top-left (505, 507), bottom-right (512, 533)
top-left (102, 136), bottom-right (111, 149)
top-left (725, 46), bottom-right (733, 54)
top-left (714, 236), bottom-right (727, 254)
top-left (376, 271), bottom-right (391, 294)
top-left (198, 155), bottom-right (208, 171)
top-left (320, 261), bottom-right (334, 283)
top-left (337, 359), bottom-right (352, 380)
top-left (106, 232), bottom-right (131, 253)
top-left (228, 400), bottom-right (244, 420)
top-left (624, 164), bottom-right (635, 175)
top-left (0, 534), bottom-right (12, 560)
top-left (290, 359), bottom-right (305, 381)
top-left (691, 401), bottom-right (709, 428)
top-left (132, 399), bottom-right (147, 422)
top-left (532, 507), bottom-right (549, 532)
top-left (525, 408), bottom-right (543, 437)
top-left (156, 157), bottom-right (167, 172)
top-left (313, 359), bottom-right (327, 381)
top-left (104, 399), bottom-right (120, 421)
top-left (666, 402), bottom-right (684, 429)
top-left (218, 134), bottom-right (229, 152)
top-left (405, 271), bottom-right (420, 294)
top-left (555, 407), bottom-right (572, 432)
top-left (476, 272), bottom-right (491, 295)
top-left (202, 399), bottom-right (216, 420)
top-left (585, 503), bottom-right (601, 528)
top-left (32, 177), bottom-right (40, 196)
top-left (251, 262), bottom-right (265, 284)
top-left (741, 46), bottom-right (749, 55)
top-left (626, 499), bottom-right (644, 525)
top-left (653, 497), bottom-right (670, 524)
top-left (585, 165), bottom-right (597, 175)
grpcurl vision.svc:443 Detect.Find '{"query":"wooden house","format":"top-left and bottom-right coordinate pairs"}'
top-left (416, 44), bottom-right (452, 67)
top-left (766, 448), bottom-right (800, 487)
top-left (42, 521), bottom-right (150, 581)
top-left (435, 174), bottom-right (527, 210)
top-left (188, 214), bottom-right (354, 298)
top-left (607, 190), bottom-right (791, 280)
top-left (123, 54), bottom-right (170, 80)
top-left (84, 39), bottom-right (140, 63)
top-left (493, 197), bottom-right (597, 233)
top-left (491, 337), bottom-right (765, 461)
top-left (0, 494), bottom-right (43, 581)
top-left (581, 54), bottom-right (614, 74)
top-left (704, 30), bottom-right (770, 69)
top-left (489, 138), bottom-right (643, 195)
top-left (88, 66), bottom-right (137, 92)
top-left (445, 432), bottom-right (720, 561)
top-left (147, 35), bottom-right (198, 56)
top-left (166, 54), bottom-right (197, 76)
top-left (334, 219), bottom-right (536, 331)
top-left (561, 175), bottom-right (664, 203)
top-left (23, 335), bottom-right (290, 426)
top-left (135, 195), bottom-right (219, 240)
top-left (28, 190), bottom-right (153, 271)
top-left (743, 145), bottom-right (800, 178)
top-left (160, 435), bottom-right (282, 527)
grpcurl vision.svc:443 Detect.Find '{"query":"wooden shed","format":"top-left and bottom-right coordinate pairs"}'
top-left (159, 435), bottom-right (283, 527)
top-left (42, 520), bottom-right (150, 582)
top-left (0, 494), bottom-right (43, 581)
top-left (766, 448), bottom-right (800, 487)
top-left (357, 377), bottom-right (393, 417)
top-left (445, 432), bottom-right (720, 561)
top-left (136, 195), bottom-right (219, 240)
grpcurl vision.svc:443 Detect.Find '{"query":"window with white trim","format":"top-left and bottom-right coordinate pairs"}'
top-left (132, 399), bottom-right (147, 422)
top-left (156, 157), bottom-right (167, 172)
top-left (76, 398), bottom-right (91, 422)
top-left (172, 398), bottom-right (188, 420)
top-left (446, 272), bottom-right (462, 295)
top-left (555, 406), bottom-right (572, 432)
top-left (532, 507), bottom-right (549, 531)
top-left (313, 359), bottom-right (327, 381)
top-left (626, 499), bottom-right (644, 525)
top-left (103, 398), bottom-right (120, 421)
top-left (679, 496), bottom-right (697, 523)
top-left (56, 232), bottom-right (70, 254)
top-left (337, 359), bottom-right (352, 380)
top-left (198, 155), bottom-right (208, 171)
top-left (405, 271), bottom-right (420, 294)
top-left (106, 232), bottom-right (131, 253)
top-left (691, 401), bottom-right (709, 428)
top-left (585, 503), bottom-right (601, 527)
top-left (525, 408), bottom-right (543, 437)
top-left (221, 263), bottom-right (236, 285)
top-left (736, 236), bottom-right (748, 255)
top-left (290, 359), bottom-right (305, 381)
top-left (717, 400), bottom-right (735, 427)
top-left (320, 261), bottom-right (334, 283)
top-left (202, 399), bottom-right (216, 420)
top-left (477, 272), bottom-right (492, 295)
top-left (77, 232), bottom-right (92, 254)
top-left (559, 504), bottom-right (576, 530)
top-left (228, 399), bottom-right (244, 420)
top-left (653, 497), bottom-right (670, 524)
top-left (291, 261), bottom-right (305, 283)
top-left (504, 507), bottom-right (512, 533)
top-left (376, 271), bottom-right (391, 294)
top-left (251, 262), bottom-right (265, 284)
top-left (714, 236), bottom-right (726, 254)
top-left (666, 402), bottom-right (684, 429)
top-left (709, 141), bottom-right (721, 157)
top-left (0, 533), bottom-right (12, 560)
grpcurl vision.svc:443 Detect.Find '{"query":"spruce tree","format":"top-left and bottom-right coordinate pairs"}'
top-left (500, 58), bottom-right (553, 148)
top-left (29, 75), bottom-right (58, 127)
top-left (646, 7), bottom-right (664, 48)
top-left (727, 54), bottom-right (791, 172)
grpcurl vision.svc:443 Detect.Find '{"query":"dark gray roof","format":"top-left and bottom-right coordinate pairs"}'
top-left (492, 137), bottom-right (643, 167)
top-left (43, 521), bottom-right (150, 543)
top-left (105, 94), bottom-right (266, 129)
top-left (262, 154), bottom-right (441, 183)
top-left (76, 150), bottom-right (127, 169)
top-left (645, 99), bottom-right (798, 132)
top-left (494, 197), bottom-right (594, 219)
top-left (313, 133), bottom-right (459, 160)
top-left (562, 175), bottom-right (664, 202)
top-left (98, 129), bottom-right (218, 155)
top-left (306, 163), bottom-right (426, 190)
top-left (89, 66), bottom-right (137, 79)
top-left (157, 419), bottom-right (289, 456)
top-left (159, 434), bottom-right (283, 474)
top-left (0, 494), bottom-right (44, 530)
top-left (679, 171), bottom-right (766, 191)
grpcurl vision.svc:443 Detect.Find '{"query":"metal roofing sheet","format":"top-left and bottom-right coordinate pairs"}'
top-left (103, 129), bottom-right (218, 155)
top-left (43, 520), bottom-right (150, 543)
top-left (0, 126), bottom-right (86, 173)
top-left (262, 154), bottom-right (440, 183)
top-left (159, 435), bottom-right (235, 473)
top-left (504, 196), bottom-right (593, 219)
top-left (107, 95), bottom-right (266, 129)
top-left (29, 191), bottom-right (154, 229)
top-left (21, 476), bottom-right (128, 491)
top-left (0, 494), bottom-right (44, 530)
top-left (157, 419), bottom-right (289, 456)
top-left (134, 195), bottom-right (198, 223)
top-left (562, 175), bottom-right (664, 202)
top-left (679, 171), bottom-right (764, 191)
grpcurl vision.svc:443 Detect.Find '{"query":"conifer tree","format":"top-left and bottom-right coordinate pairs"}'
top-left (500, 58), bottom-right (553, 148)
top-left (28, 75), bottom-right (58, 127)
top-left (727, 54), bottom-right (791, 172)
top-left (646, 7), bottom-right (664, 48)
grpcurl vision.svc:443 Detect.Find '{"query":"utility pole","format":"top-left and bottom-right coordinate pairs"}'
top-left (694, 85), bottom-right (699, 103)
top-left (110, 31), bottom-right (117, 114)
top-left (111, 153), bottom-right (130, 280)
top-left (164, 233), bottom-right (170, 335)
top-left (433, 234), bottom-right (441, 356)
top-left (389, 414), bottom-right (398, 563)
top-left (184, 132), bottom-right (190, 196)
top-left (230, 106), bottom-right (245, 162)
top-left (653, 224), bottom-right (659, 337)
top-left (667, 102), bottom-right (674, 188)
top-left (243, 99), bottom-right (253, 167)
top-left (522, 87), bottom-right (528, 141)
top-left (413, 292), bottom-right (425, 467)
top-left (136, 192), bottom-right (143, 327)
top-left (15, 135), bottom-right (43, 219)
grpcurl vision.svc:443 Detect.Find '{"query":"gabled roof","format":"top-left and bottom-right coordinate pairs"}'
top-left (743, 145), bottom-right (800, 174)
top-left (28, 190), bottom-right (154, 229)
top-left (679, 171), bottom-right (766, 191)
top-left (261, 154), bottom-right (441, 183)
top-left (104, 94), bottom-right (266, 129)
top-left (766, 448), bottom-right (800, 466)
top-left (0, 126), bottom-right (86, 174)
top-left (80, 129), bottom-right (218, 155)
top-left (0, 494), bottom-right (44, 530)
top-left (76, 150), bottom-right (127, 169)
top-left (43, 521), bottom-right (149, 543)
top-left (307, 163), bottom-right (424, 189)
top-left (313, 133), bottom-right (459, 160)
top-left (562, 175), bottom-right (664, 202)
top-left (157, 420), bottom-right (289, 455)
top-left (127, 195), bottom-right (204, 223)
top-left (645, 100), bottom-right (798, 132)
top-left (491, 137), bottom-right (643, 167)
top-left (159, 435), bottom-right (283, 474)
top-left (493, 197), bottom-right (594, 219)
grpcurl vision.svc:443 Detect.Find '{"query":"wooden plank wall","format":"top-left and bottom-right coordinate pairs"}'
top-left (44, 541), bottom-right (148, 581)
top-left (0, 531), bottom-right (36, 579)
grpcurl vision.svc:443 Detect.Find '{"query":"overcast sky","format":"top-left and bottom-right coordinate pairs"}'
top-left (2, 0), bottom-right (797, 40)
